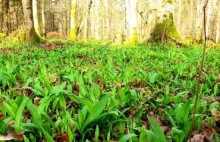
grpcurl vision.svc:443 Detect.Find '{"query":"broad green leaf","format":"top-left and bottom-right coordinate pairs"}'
top-left (14, 97), bottom-right (28, 133)
top-left (59, 94), bottom-right (66, 111)
top-left (119, 133), bottom-right (137, 142)
top-left (147, 115), bottom-right (167, 142)
top-left (139, 128), bottom-right (147, 142)
top-left (172, 127), bottom-right (185, 142)
top-left (145, 130), bottom-right (158, 142)
top-left (83, 95), bottom-right (109, 130)
top-left (81, 98), bottom-right (94, 113)
top-left (95, 125), bottom-right (99, 142)
top-left (0, 119), bottom-right (8, 135)
top-left (24, 136), bottom-right (30, 142)
top-left (40, 126), bottom-right (54, 142)
top-left (149, 73), bottom-right (158, 84)
top-left (3, 102), bottom-right (15, 118)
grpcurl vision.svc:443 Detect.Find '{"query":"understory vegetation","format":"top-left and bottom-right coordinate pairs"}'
top-left (0, 42), bottom-right (220, 141)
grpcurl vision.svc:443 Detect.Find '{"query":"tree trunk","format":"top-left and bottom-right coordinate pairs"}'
top-left (104, 0), bottom-right (109, 39)
top-left (69, 0), bottom-right (76, 41)
top-left (0, 0), bottom-right (3, 32)
top-left (41, 0), bottom-right (46, 37)
top-left (94, 0), bottom-right (99, 39)
top-left (127, 0), bottom-right (138, 44)
top-left (33, 0), bottom-right (40, 36)
top-left (216, 8), bottom-right (220, 43)
top-left (3, 0), bottom-right (10, 35)
top-left (22, 0), bottom-right (40, 44)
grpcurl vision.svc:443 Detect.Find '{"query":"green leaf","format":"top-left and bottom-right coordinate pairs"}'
top-left (139, 129), bottom-right (147, 142)
top-left (81, 98), bottom-right (94, 113)
top-left (14, 97), bottom-right (28, 133)
top-left (40, 126), bottom-right (54, 142)
top-left (119, 133), bottom-right (137, 142)
top-left (147, 115), bottom-right (167, 142)
top-left (3, 102), bottom-right (15, 118)
top-left (24, 135), bottom-right (30, 142)
top-left (59, 94), bottom-right (66, 111)
top-left (145, 130), bottom-right (158, 142)
top-left (95, 125), bottom-right (99, 142)
top-left (68, 126), bottom-right (74, 142)
top-left (83, 95), bottom-right (109, 130)
top-left (149, 73), bottom-right (158, 83)
top-left (0, 119), bottom-right (8, 135)
top-left (172, 127), bottom-right (185, 142)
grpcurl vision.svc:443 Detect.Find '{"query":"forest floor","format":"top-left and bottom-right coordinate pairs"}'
top-left (0, 41), bottom-right (220, 141)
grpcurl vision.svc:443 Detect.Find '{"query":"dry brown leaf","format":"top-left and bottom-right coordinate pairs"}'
top-left (218, 74), bottom-right (220, 81)
top-left (55, 133), bottom-right (68, 142)
top-left (0, 112), bottom-right (3, 119)
top-left (211, 108), bottom-right (220, 121)
top-left (188, 134), bottom-right (214, 142)
top-left (139, 88), bottom-right (145, 94)
top-left (33, 97), bottom-right (40, 106)
top-left (97, 79), bottom-right (105, 89)
top-left (148, 112), bottom-right (163, 126)
top-left (188, 134), bottom-right (204, 142)
top-left (0, 127), bottom-right (24, 141)
top-left (23, 89), bottom-right (32, 97)
top-left (131, 79), bottom-right (138, 86)
top-left (202, 123), bottom-right (215, 137)
top-left (116, 83), bottom-right (122, 88)
top-left (128, 108), bottom-right (136, 117)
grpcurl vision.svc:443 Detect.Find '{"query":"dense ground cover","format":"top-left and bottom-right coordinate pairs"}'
top-left (0, 43), bottom-right (220, 141)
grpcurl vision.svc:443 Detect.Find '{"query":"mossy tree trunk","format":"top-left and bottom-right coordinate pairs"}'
top-left (127, 0), bottom-right (138, 44)
top-left (0, 0), bottom-right (3, 32)
top-left (94, 0), bottom-right (99, 39)
top-left (150, 13), bottom-right (183, 45)
top-left (41, 0), bottom-right (46, 37)
top-left (33, 0), bottom-right (41, 36)
top-left (69, 0), bottom-right (76, 41)
top-left (21, 0), bottom-right (40, 44)
top-left (3, 0), bottom-right (10, 35)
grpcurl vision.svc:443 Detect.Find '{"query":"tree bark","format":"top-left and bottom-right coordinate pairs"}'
top-left (0, 0), bottom-right (3, 32)
top-left (33, 0), bottom-right (40, 36)
top-left (41, 0), bottom-right (46, 37)
top-left (3, 0), bottom-right (10, 35)
top-left (69, 0), bottom-right (76, 41)
top-left (127, 0), bottom-right (138, 44)
top-left (22, 0), bottom-right (40, 44)
top-left (94, 0), bottom-right (99, 39)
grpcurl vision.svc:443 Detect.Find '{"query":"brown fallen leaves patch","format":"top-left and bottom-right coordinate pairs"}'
top-left (146, 112), bottom-right (171, 133)
top-left (0, 48), bottom-right (23, 54)
top-left (211, 108), bottom-right (220, 121)
top-left (0, 127), bottom-right (24, 141)
top-left (97, 79), bottom-right (105, 89)
top-left (188, 123), bottom-right (216, 142)
top-left (188, 134), bottom-right (213, 142)
top-left (202, 123), bottom-right (215, 137)
top-left (218, 74), bottom-right (220, 82)
top-left (55, 133), bottom-right (68, 142)
top-left (40, 42), bottom-right (63, 51)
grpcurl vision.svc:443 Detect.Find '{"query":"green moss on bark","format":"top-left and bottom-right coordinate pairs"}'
top-left (69, 28), bottom-right (76, 41)
top-left (0, 33), bottom-right (5, 38)
top-left (150, 13), bottom-right (184, 45)
top-left (128, 28), bottom-right (138, 45)
top-left (69, 4), bottom-right (76, 41)
top-left (19, 27), bottom-right (40, 44)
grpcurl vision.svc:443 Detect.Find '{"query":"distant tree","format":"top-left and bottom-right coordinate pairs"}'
top-left (69, 0), bottom-right (76, 41)
top-left (33, 0), bottom-right (41, 36)
top-left (95, 0), bottom-right (99, 39)
top-left (41, 0), bottom-right (46, 37)
top-left (21, 0), bottom-right (40, 44)
top-left (126, 0), bottom-right (138, 44)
